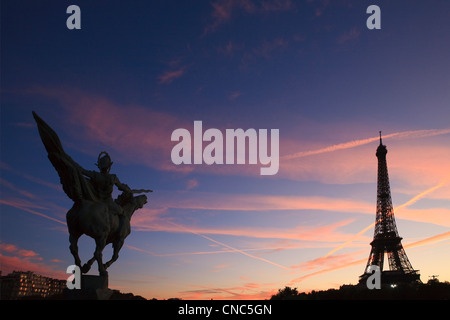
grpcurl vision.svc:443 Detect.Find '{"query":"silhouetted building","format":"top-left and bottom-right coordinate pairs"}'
top-left (1, 271), bottom-right (66, 299)
top-left (359, 133), bottom-right (420, 286)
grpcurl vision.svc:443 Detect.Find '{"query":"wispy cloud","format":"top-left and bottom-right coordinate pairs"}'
top-left (307, 0), bottom-right (330, 17)
top-left (167, 221), bottom-right (290, 270)
top-left (130, 191), bottom-right (372, 244)
top-left (127, 241), bottom-right (330, 258)
top-left (1, 162), bottom-right (61, 191)
top-left (292, 249), bottom-right (366, 273)
top-left (130, 185), bottom-right (450, 251)
top-left (27, 86), bottom-right (191, 174)
top-left (0, 242), bottom-right (66, 279)
top-left (319, 179), bottom-right (450, 260)
top-left (404, 231), bottom-right (450, 250)
top-left (179, 282), bottom-right (278, 300)
top-left (210, 263), bottom-right (230, 273)
top-left (336, 27), bottom-right (361, 45)
top-left (285, 181), bottom-right (450, 287)
top-left (280, 129), bottom-right (450, 186)
top-left (0, 243), bottom-right (40, 258)
top-left (282, 129), bottom-right (450, 161)
top-left (288, 256), bottom-right (365, 286)
top-left (143, 191), bottom-right (373, 214)
top-left (395, 178), bottom-right (449, 210)
top-left (218, 40), bottom-right (242, 57)
top-left (229, 90), bottom-right (242, 100)
top-left (253, 38), bottom-right (289, 58)
top-left (185, 178), bottom-right (199, 190)
top-left (288, 230), bottom-right (450, 286)
top-left (27, 87), bottom-right (450, 187)
top-left (158, 66), bottom-right (187, 84)
top-left (204, 0), bottom-right (294, 34)
top-left (0, 178), bottom-right (38, 200)
top-left (0, 198), bottom-right (66, 225)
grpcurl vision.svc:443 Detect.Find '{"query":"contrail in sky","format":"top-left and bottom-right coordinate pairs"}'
top-left (289, 231), bottom-right (450, 285)
top-left (282, 128), bottom-right (450, 160)
top-left (320, 179), bottom-right (449, 259)
top-left (0, 199), bottom-right (66, 225)
top-left (395, 179), bottom-right (449, 211)
top-left (166, 221), bottom-right (290, 270)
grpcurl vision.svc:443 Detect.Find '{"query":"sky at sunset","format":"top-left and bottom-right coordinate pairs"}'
top-left (1, 0), bottom-right (449, 300)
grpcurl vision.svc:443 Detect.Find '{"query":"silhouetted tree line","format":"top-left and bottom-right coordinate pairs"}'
top-left (271, 280), bottom-right (450, 300)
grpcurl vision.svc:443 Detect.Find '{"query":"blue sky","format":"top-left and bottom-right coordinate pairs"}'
top-left (1, 0), bottom-right (450, 299)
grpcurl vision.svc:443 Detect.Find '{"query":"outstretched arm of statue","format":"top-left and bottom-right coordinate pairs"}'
top-left (115, 177), bottom-right (131, 193)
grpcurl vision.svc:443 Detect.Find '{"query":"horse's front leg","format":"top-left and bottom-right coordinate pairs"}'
top-left (104, 240), bottom-right (123, 269)
top-left (81, 256), bottom-right (96, 273)
top-left (94, 237), bottom-right (108, 276)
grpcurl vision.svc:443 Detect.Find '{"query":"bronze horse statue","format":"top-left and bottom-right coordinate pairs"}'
top-left (33, 112), bottom-right (151, 275)
top-left (67, 189), bottom-right (148, 275)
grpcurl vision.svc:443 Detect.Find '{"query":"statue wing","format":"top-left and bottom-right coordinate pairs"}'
top-left (32, 111), bottom-right (98, 202)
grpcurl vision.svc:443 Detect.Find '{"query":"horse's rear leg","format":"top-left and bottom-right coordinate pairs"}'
top-left (80, 237), bottom-right (106, 274)
top-left (94, 237), bottom-right (108, 276)
top-left (69, 233), bottom-right (82, 268)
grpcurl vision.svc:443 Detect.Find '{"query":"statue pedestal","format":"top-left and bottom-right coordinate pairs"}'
top-left (65, 274), bottom-right (113, 300)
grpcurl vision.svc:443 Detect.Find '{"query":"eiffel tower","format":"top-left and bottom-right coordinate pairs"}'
top-left (359, 132), bottom-right (420, 286)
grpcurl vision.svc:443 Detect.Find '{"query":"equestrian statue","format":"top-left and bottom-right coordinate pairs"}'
top-left (32, 111), bottom-right (152, 276)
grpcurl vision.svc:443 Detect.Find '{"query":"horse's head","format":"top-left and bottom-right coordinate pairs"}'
top-left (135, 195), bottom-right (148, 209)
top-left (116, 190), bottom-right (149, 219)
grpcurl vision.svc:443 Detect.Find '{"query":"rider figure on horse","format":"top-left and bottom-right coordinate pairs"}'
top-left (82, 151), bottom-right (131, 216)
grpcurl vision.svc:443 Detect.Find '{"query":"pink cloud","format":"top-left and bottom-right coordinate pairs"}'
top-left (205, 0), bottom-right (255, 34)
top-left (26, 88), bottom-right (450, 231)
top-left (18, 249), bottom-right (40, 258)
top-left (179, 283), bottom-right (278, 300)
top-left (288, 230), bottom-right (450, 287)
top-left (204, 0), bottom-right (293, 34)
top-left (292, 249), bottom-right (366, 273)
top-left (218, 40), bottom-right (241, 57)
top-left (404, 231), bottom-right (450, 250)
top-left (229, 90), bottom-right (242, 100)
top-left (280, 129), bottom-right (450, 187)
top-left (186, 178), bottom-right (199, 190)
top-left (337, 27), bottom-right (360, 44)
top-left (129, 184), bottom-right (450, 246)
top-left (210, 263), bottom-right (230, 272)
top-left (0, 243), bottom-right (20, 253)
top-left (28, 86), bottom-right (190, 174)
top-left (131, 195), bottom-right (365, 242)
top-left (141, 190), bottom-right (373, 214)
top-left (0, 178), bottom-right (38, 200)
top-left (307, 0), bottom-right (330, 17)
top-left (158, 66), bottom-right (187, 84)
top-left (0, 242), bottom-right (65, 279)
top-left (288, 257), bottom-right (365, 286)
top-left (29, 87), bottom-right (450, 189)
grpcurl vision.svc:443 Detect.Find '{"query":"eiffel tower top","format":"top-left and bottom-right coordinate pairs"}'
top-left (376, 131), bottom-right (387, 158)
